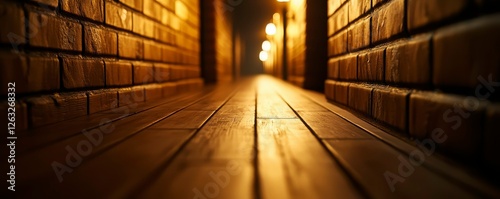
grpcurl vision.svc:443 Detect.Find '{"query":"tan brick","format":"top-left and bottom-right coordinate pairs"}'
top-left (161, 82), bottom-right (177, 97)
top-left (348, 17), bottom-right (371, 51)
top-left (325, 80), bottom-right (336, 100)
top-left (144, 19), bottom-right (155, 39)
top-left (339, 54), bottom-right (357, 80)
top-left (330, 5), bottom-right (348, 36)
top-left (409, 92), bottom-right (486, 158)
top-left (372, 0), bottom-right (405, 43)
top-left (329, 31), bottom-right (347, 57)
top-left (118, 34), bottom-right (144, 59)
top-left (334, 82), bottom-right (349, 105)
top-left (358, 48), bottom-right (385, 82)
top-left (434, 14), bottom-right (500, 89)
top-left (484, 105), bottom-right (500, 168)
top-left (0, 53), bottom-right (59, 95)
top-left (154, 64), bottom-right (171, 82)
top-left (386, 35), bottom-right (431, 85)
top-left (32, 0), bottom-right (59, 7)
top-left (84, 26), bottom-right (117, 55)
top-left (348, 84), bottom-right (373, 114)
top-left (408, 0), bottom-right (467, 31)
top-left (29, 12), bottom-right (82, 51)
top-left (133, 13), bottom-right (145, 35)
top-left (328, 59), bottom-right (340, 79)
top-left (62, 58), bottom-right (104, 89)
top-left (144, 0), bottom-right (162, 20)
top-left (144, 41), bottom-right (162, 61)
top-left (349, 0), bottom-right (371, 22)
top-left (105, 3), bottom-right (133, 31)
top-left (88, 90), bottom-right (118, 114)
top-left (372, 87), bottom-right (409, 132)
top-left (328, 0), bottom-right (346, 16)
top-left (27, 92), bottom-right (87, 127)
top-left (0, 2), bottom-right (25, 45)
top-left (119, 0), bottom-right (143, 11)
top-left (157, 0), bottom-right (175, 11)
top-left (62, 0), bottom-right (104, 22)
top-left (118, 87), bottom-right (145, 106)
top-left (145, 84), bottom-right (163, 101)
top-left (105, 61), bottom-right (133, 86)
top-left (133, 62), bottom-right (154, 84)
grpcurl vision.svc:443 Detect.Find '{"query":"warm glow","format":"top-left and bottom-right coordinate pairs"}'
top-left (277, 0), bottom-right (290, 2)
top-left (262, 40), bottom-right (271, 51)
top-left (265, 23), bottom-right (277, 35)
top-left (259, 51), bottom-right (269, 61)
top-left (273, 13), bottom-right (281, 21)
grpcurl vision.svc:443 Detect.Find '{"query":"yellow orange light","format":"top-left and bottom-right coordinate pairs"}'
top-left (265, 23), bottom-right (277, 35)
top-left (262, 40), bottom-right (271, 51)
top-left (259, 51), bottom-right (269, 61)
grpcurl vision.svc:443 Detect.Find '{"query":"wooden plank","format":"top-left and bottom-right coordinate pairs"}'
top-left (17, 129), bottom-right (195, 198)
top-left (323, 139), bottom-right (478, 198)
top-left (276, 89), bottom-right (329, 111)
top-left (296, 111), bottom-right (374, 139)
top-left (150, 110), bottom-right (215, 129)
top-left (136, 160), bottom-right (255, 199)
top-left (257, 93), bottom-right (297, 119)
top-left (257, 119), bottom-right (363, 199)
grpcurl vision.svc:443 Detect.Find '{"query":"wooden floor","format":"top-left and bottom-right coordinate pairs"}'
top-left (13, 76), bottom-right (500, 198)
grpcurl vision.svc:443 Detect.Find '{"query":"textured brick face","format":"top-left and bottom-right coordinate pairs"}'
top-left (0, 2), bottom-right (25, 44)
top-left (29, 12), bottom-right (83, 51)
top-left (372, 0), bottom-right (405, 43)
top-left (358, 48), bottom-right (385, 82)
top-left (386, 35), bottom-right (431, 85)
top-left (63, 58), bottom-right (105, 89)
top-left (105, 61), bottom-right (133, 86)
top-left (105, 2), bottom-right (133, 31)
top-left (84, 26), bottom-right (118, 55)
top-left (348, 18), bottom-right (371, 51)
top-left (62, 0), bottom-right (104, 22)
top-left (407, 0), bottom-right (468, 31)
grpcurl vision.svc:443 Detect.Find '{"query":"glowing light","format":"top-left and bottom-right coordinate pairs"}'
top-left (265, 23), bottom-right (277, 35)
top-left (277, 0), bottom-right (290, 2)
top-left (262, 40), bottom-right (271, 51)
top-left (259, 51), bottom-right (269, 61)
top-left (273, 13), bottom-right (280, 21)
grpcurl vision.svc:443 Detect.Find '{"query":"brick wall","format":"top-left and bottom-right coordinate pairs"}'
top-left (286, 0), bottom-right (327, 91)
top-left (326, 0), bottom-right (500, 170)
top-left (0, 0), bottom-right (203, 129)
top-left (200, 0), bottom-right (234, 82)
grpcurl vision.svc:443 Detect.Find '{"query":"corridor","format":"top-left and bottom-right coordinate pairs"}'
top-left (11, 76), bottom-right (500, 198)
top-left (2, 0), bottom-right (500, 198)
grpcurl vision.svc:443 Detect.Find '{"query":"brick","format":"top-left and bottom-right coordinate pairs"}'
top-left (325, 80), bottom-right (336, 100)
top-left (144, 41), bottom-right (162, 61)
top-left (105, 61), bottom-right (133, 86)
top-left (144, 19), bottom-right (155, 39)
top-left (0, 2), bottom-right (25, 45)
top-left (386, 35), bottom-right (431, 85)
top-left (119, 0), bottom-right (143, 12)
top-left (154, 64), bottom-right (171, 82)
top-left (118, 34), bottom-right (144, 59)
top-left (84, 26), bottom-right (117, 55)
top-left (157, 0), bottom-right (175, 11)
top-left (358, 48), bottom-right (385, 82)
top-left (373, 0), bottom-right (387, 7)
top-left (372, 87), bottom-right (409, 132)
top-left (160, 82), bottom-right (177, 97)
top-left (175, 0), bottom-right (189, 20)
top-left (161, 8), bottom-right (170, 25)
top-left (1, 53), bottom-right (61, 95)
top-left (133, 13), bottom-right (145, 36)
top-left (334, 82), bottom-right (349, 105)
top-left (348, 17), bottom-right (371, 51)
top-left (328, 0), bottom-right (344, 16)
top-left (63, 58), bottom-right (105, 89)
top-left (349, 0), bottom-right (371, 22)
top-left (162, 45), bottom-right (175, 63)
top-left (62, 0), bottom-right (104, 22)
top-left (348, 84), bottom-right (373, 114)
top-left (118, 87), bottom-right (145, 106)
top-left (133, 62), bottom-right (154, 84)
top-left (329, 31), bottom-right (347, 56)
top-left (484, 105), bottom-right (500, 168)
top-left (29, 12), bottom-right (82, 51)
top-left (88, 90), bottom-right (118, 114)
top-left (328, 59), bottom-right (340, 79)
top-left (339, 54), bottom-right (357, 80)
top-left (105, 3), bottom-right (133, 31)
top-left (330, 5), bottom-right (348, 36)
top-left (145, 84), bottom-right (163, 101)
top-left (409, 92), bottom-right (486, 158)
top-left (27, 92), bottom-right (87, 127)
top-left (144, 0), bottom-right (162, 20)
top-left (408, 0), bottom-right (467, 31)
top-left (434, 14), bottom-right (500, 89)
top-left (32, 0), bottom-right (59, 7)
top-left (372, 0), bottom-right (405, 43)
